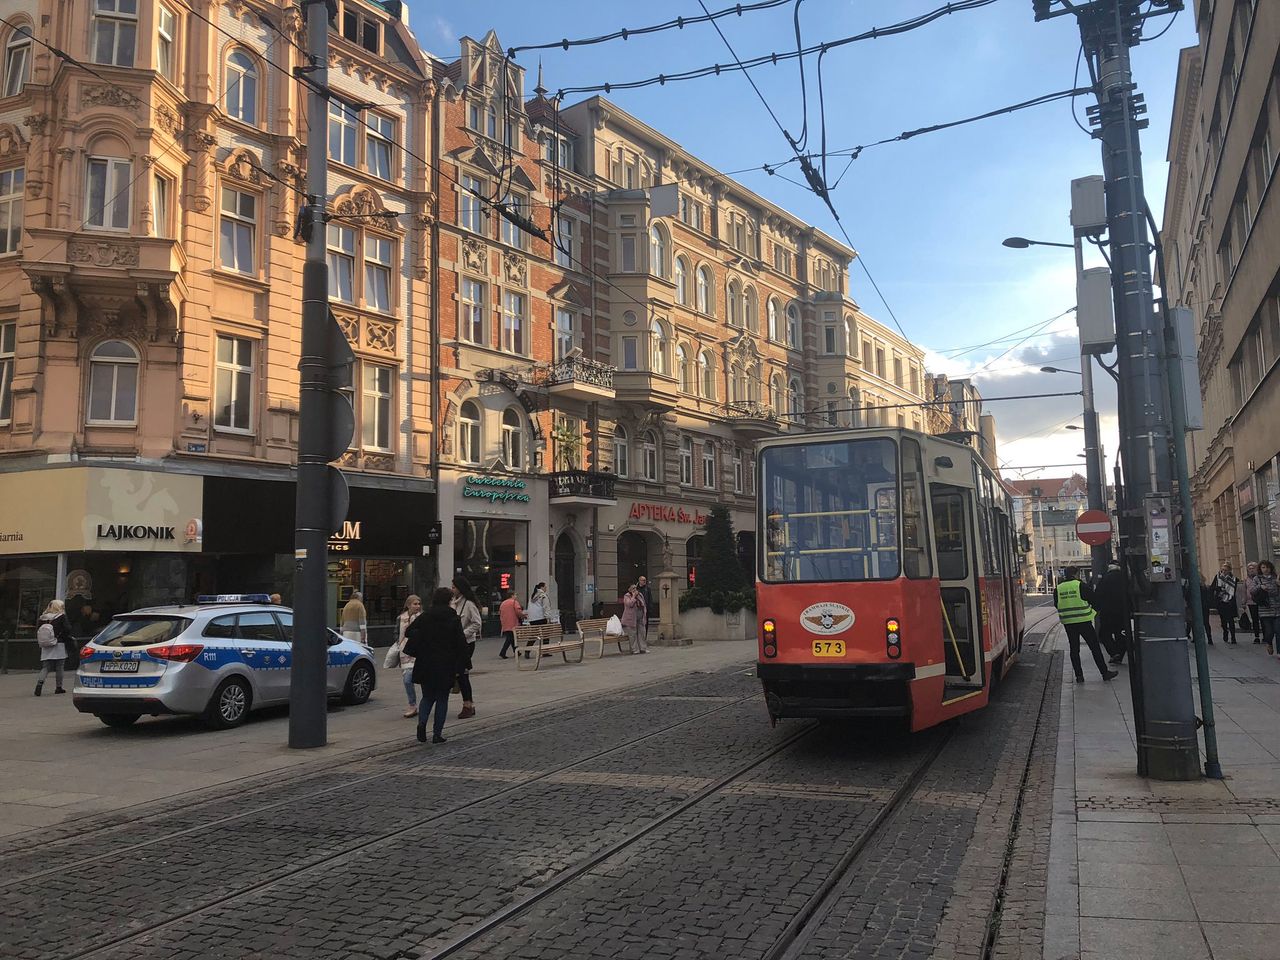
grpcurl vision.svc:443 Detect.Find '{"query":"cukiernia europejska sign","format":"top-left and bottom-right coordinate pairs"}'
top-left (463, 475), bottom-right (531, 505)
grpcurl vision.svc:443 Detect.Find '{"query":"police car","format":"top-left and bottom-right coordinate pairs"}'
top-left (73, 595), bottom-right (377, 730)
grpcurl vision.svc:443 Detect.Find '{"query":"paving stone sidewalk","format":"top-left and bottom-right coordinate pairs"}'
top-left (1044, 614), bottom-right (1280, 960)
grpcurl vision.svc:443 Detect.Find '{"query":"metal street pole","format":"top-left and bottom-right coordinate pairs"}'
top-left (1080, 0), bottom-right (1198, 779)
top-left (289, 0), bottom-right (333, 749)
top-left (1075, 237), bottom-right (1108, 581)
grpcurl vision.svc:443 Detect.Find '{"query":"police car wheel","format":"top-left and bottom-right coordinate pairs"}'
top-left (98, 713), bottom-right (140, 729)
top-left (205, 677), bottom-right (251, 730)
top-left (342, 661), bottom-right (375, 705)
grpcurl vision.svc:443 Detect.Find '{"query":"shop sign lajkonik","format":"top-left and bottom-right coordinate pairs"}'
top-left (462, 474), bottom-right (531, 505)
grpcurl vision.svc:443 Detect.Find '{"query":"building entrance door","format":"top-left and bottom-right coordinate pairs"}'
top-left (555, 533), bottom-right (578, 631)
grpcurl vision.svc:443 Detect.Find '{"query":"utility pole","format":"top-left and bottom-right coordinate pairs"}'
top-left (1074, 236), bottom-right (1108, 582)
top-left (1036, 0), bottom-right (1198, 779)
top-left (289, 0), bottom-right (355, 749)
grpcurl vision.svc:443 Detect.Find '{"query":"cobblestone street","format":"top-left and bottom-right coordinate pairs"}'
top-left (1, 609), bottom-right (1061, 960)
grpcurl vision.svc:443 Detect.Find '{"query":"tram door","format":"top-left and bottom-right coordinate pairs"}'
top-left (929, 483), bottom-right (984, 692)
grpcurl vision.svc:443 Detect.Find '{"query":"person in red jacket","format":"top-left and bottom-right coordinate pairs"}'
top-left (497, 589), bottom-right (523, 659)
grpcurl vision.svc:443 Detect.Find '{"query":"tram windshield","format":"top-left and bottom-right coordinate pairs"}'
top-left (761, 437), bottom-right (900, 583)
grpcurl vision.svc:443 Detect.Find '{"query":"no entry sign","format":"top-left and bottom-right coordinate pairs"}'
top-left (1075, 509), bottom-right (1113, 546)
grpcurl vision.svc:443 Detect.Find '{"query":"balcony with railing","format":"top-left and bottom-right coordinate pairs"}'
top-left (548, 469), bottom-right (618, 505)
top-left (726, 400), bottom-right (783, 439)
top-left (543, 356), bottom-right (616, 402)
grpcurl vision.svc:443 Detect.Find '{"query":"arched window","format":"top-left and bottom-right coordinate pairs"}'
top-left (675, 344), bottom-right (690, 392)
top-left (87, 340), bottom-right (140, 424)
top-left (699, 351), bottom-right (715, 399)
top-left (849, 387), bottom-right (862, 427)
top-left (642, 430), bottom-right (660, 481)
top-left (649, 224), bottom-right (667, 279)
top-left (767, 298), bottom-right (779, 341)
top-left (3, 23), bottom-right (32, 97)
top-left (844, 316), bottom-right (855, 357)
top-left (649, 319), bottom-right (668, 375)
top-left (225, 49), bottom-right (258, 125)
top-left (501, 407), bottom-right (523, 468)
top-left (748, 362), bottom-right (762, 402)
top-left (744, 287), bottom-right (758, 332)
top-left (788, 377), bottom-right (803, 417)
top-left (613, 424), bottom-right (629, 478)
top-left (458, 400), bottom-right (481, 465)
top-left (771, 375), bottom-right (785, 415)
top-left (786, 303), bottom-right (800, 348)
top-left (730, 363), bottom-right (745, 403)
top-left (680, 435), bottom-right (694, 486)
top-left (673, 256), bottom-right (688, 305)
top-left (727, 278), bottom-right (740, 327)
top-left (696, 266), bottom-right (712, 314)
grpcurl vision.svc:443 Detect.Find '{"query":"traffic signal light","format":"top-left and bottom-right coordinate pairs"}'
top-left (1032, 0), bottom-right (1054, 21)
top-left (320, 309), bottom-right (355, 534)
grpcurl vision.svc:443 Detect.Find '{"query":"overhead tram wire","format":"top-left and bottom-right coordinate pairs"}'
top-left (775, 389), bottom-right (1085, 424)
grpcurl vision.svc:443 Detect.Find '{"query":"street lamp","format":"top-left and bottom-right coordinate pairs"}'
top-left (1042, 366), bottom-right (1081, 375)
top-left (1002, 236), bottom-right (1075, 249)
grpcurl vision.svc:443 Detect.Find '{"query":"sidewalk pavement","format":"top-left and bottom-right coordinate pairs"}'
top-left (1046, 615), bottom-right (1280, 960)
top-left (0, 636), bottom-right (754, 838)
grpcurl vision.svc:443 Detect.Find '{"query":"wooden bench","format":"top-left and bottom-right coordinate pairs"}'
top-left (513, 623), bottom-right (584, 671)
top-left (577, 617), bottom-right (630, 658)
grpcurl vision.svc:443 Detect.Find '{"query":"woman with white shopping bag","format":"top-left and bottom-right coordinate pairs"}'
top-left (388, 595), bottom-right (421, 718)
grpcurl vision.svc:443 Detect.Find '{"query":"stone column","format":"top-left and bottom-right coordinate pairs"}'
top-left (656, 569), bottom-right (687, 646)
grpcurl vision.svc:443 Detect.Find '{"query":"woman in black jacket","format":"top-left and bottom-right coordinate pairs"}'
top-left (402, 588), bottom-right (469, 744)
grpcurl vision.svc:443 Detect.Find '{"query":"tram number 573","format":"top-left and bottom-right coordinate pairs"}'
top-left (811, 640), bottom-right (846, 657)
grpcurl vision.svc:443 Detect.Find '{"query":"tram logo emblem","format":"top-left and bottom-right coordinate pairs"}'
top-left (800, 602), bottom-right (855, 636)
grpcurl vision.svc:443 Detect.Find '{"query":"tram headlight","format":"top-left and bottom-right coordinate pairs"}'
top-left (886, 617), bottom-right (902, 659)
top-left (762, 619), bottom-right (777, 658)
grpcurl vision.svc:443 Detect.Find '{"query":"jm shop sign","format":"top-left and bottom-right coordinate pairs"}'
top-left (627, 502), bottom-right (707, 525)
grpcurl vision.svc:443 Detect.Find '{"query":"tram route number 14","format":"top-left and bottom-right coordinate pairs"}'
top-left (812, 640), bottom-right (847, 657)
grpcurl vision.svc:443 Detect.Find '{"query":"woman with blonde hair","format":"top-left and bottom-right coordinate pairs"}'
top-left (34, 599), bottom-right (74, 697)
top-left (393, 595), bottom-right (422, 718)
top-left (340, 591), bottom-right (368, 645)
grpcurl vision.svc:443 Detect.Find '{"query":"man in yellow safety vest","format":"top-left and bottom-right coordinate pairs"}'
top-left (1054, 566), bottom-right (1118, 683)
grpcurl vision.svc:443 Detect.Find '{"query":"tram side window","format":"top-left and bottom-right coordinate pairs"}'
top-left (902, 438), bottom-right (932, 579)
top-left (930, 486), bottom-right (969, 581)
top-left (761, 437), bottom-right (900, 583)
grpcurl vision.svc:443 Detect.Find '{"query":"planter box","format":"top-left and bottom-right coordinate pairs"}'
top-left (677, 607), bottom-right (756, 642)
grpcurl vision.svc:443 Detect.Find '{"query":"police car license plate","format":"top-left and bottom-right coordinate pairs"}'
top-left (100, 661), bottom-right (140, 673)
top-left (812, 640), bottom-right (846, 657)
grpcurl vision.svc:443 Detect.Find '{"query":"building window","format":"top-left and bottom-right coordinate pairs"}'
top-left (468, 101), bottom-right (497, 138)
top-left (649, 225), bottom-right (667, 278)
top-left (702, 442), bottom-right (716, 488)
top-left (642, 431), bottom-right (659, 481)
top-left (875, 346), bottom-right (886, 379)
top-left (500, 193), bottom-right (528, 249)
top-left (680, 436), bottom-right (694, 486)
top-left (459, 174), bottom-right (485, 234)
top-left (676, 345), bottom-right (690, 392)
top-left (544, 134), bottom-right (573, 169)
top-left (696, 266), bottom-right (712, 314)
top-left (679, 194), bottom-right (701, 229)
top-left (732, 447), bottom-right (743, 493)
top-left (727, 279), bottom-right (740, 327)
top-left (151, 173), bottom-right (172, 239)
top-left (621, 335), bottom-right (638, 370)
top-left (502, 291), bottom-right (526, 354)
top-left (86, 157), bottom-right (131, 230)
top-left (328, 100), bottom-right (359, 166)
top-left (767, 298), bottom-right (779, 340)
top-left (458, 400), bottom-right (481, 465)
top-left (557, 218), bottom-right (581, 275)
top-left (554, 415), bottom-right (582, 470)
top-left (555, 308), bottom-right (576, 360)
top-left (327, 224), bottom-right (356, 303)
top-left (893, 356), bottom-right (904, 387)
top-left (674, 256), bottom-right (689, 306)
top-left (699, 350), bottom-right (714, 399)
top-left (92, 0), bottom-right (136, 67)
top-left (501, 407), bottom-right (523, 468)
top-left (219, 186), bottom-right (256, 274)
top-left (0, 320), bottom-right (14, 423)
top-left (460, 278), bottom-right (485, 344)
top-left (823, 323), bottom-right (837, 354)
top-left (774, 244), bottom-right (792, 276)
top-left (366, 114), bottom-right (395, 180)
top-left (3, 25), bottom-right (31, 97)
top-left (360, 363), bottom-right (393, 451)
top-left (341, 5), bottom-right (382, 53)
top-left (156, 6), bottom-right (176, 81)
top-left (788, 378), bottom-right (803, 416)
top-left (213, 334), bottom-right (253, 432)
top-left (87, 340), bottom-right (139, 425)
top-left (621, 235), bottom-right (637, 272)
top-left (0, 167), bottom-right (23, 254)
top-left (744, 287), bottom-right (757, 332)
top-left (650, 320), bottom-right (667, 375)
top-left (785, 304), bottom-right (800, 348)
top-left (613, 425), bottom-right (629, 478)
top-left (364, 235), bottom-right (393, 312)
top-left (772, 375), bottom-right (785, 415)
top-left (225, 50), bottom-right (258, 125)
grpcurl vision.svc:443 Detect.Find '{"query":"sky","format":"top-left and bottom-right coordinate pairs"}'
top-left (412, 0), bottom-right (1197, 483)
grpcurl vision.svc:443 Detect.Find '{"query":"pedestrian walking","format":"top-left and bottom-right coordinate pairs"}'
top-left (402, 588), bottom-right (468, 744)
top-left (527, 582), bottom-right (549, 626)
top-left (34, 599), bottom-right (73, 696)
top-left (637, 576), bottom-right (655, 649)
top-left (1093, 561), bottom-right (1130, 665)
top-left (1212, 562), bottom-right (1241, 644)
top-left (621, 584), bottom-right (648, 654)
top-left (393, 595), bottom-right (421, 718)
top-left (497, 589), bottom-right (523, 659)
top-left (1252, 561), bottom-right (1280, 656)
top-left (340, 591), bottom-right (368, 645)
top-left (451, 577), bottom-right (481, 720)
top-left (1054, 566), bottom-right (1117, 683)
top-left (1245, 561), bottom-right (1263, 644)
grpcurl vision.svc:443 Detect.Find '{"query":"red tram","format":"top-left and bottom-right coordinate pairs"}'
top-left (755, 428), bottom-right (1025, 732)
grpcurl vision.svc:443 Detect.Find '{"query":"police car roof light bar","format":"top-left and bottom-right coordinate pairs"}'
top-left (195, 594), bottom-right (274, 604)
